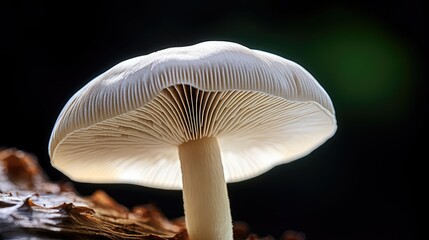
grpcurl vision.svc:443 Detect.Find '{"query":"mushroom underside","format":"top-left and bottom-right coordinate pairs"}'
top-left (52, 84), bottom-right (335, 189)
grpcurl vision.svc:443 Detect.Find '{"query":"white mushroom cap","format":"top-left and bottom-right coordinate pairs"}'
top-left (49, 41), bottom-right (337, 190)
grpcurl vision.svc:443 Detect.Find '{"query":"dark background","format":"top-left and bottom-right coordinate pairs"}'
top-left (1, 1), bottom-right (423, 239)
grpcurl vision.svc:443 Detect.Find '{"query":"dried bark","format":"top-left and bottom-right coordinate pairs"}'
top-left (0, 148), bottom-right (304, 240)
top-left (0, 148), bottom-right (185, 240)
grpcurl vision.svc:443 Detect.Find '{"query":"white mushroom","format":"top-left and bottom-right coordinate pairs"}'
top-left (49, 41), bottom-right (337, 240)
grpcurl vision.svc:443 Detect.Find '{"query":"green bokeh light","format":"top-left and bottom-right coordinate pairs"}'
top-left (306, 19), bottom-right (412, 120)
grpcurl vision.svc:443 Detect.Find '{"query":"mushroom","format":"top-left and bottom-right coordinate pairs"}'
top-left (49, 41), bottom-right (337, 240)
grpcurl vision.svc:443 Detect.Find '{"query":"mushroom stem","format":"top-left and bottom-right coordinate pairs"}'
top-left (178, 137), bottom-right (233, 240)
